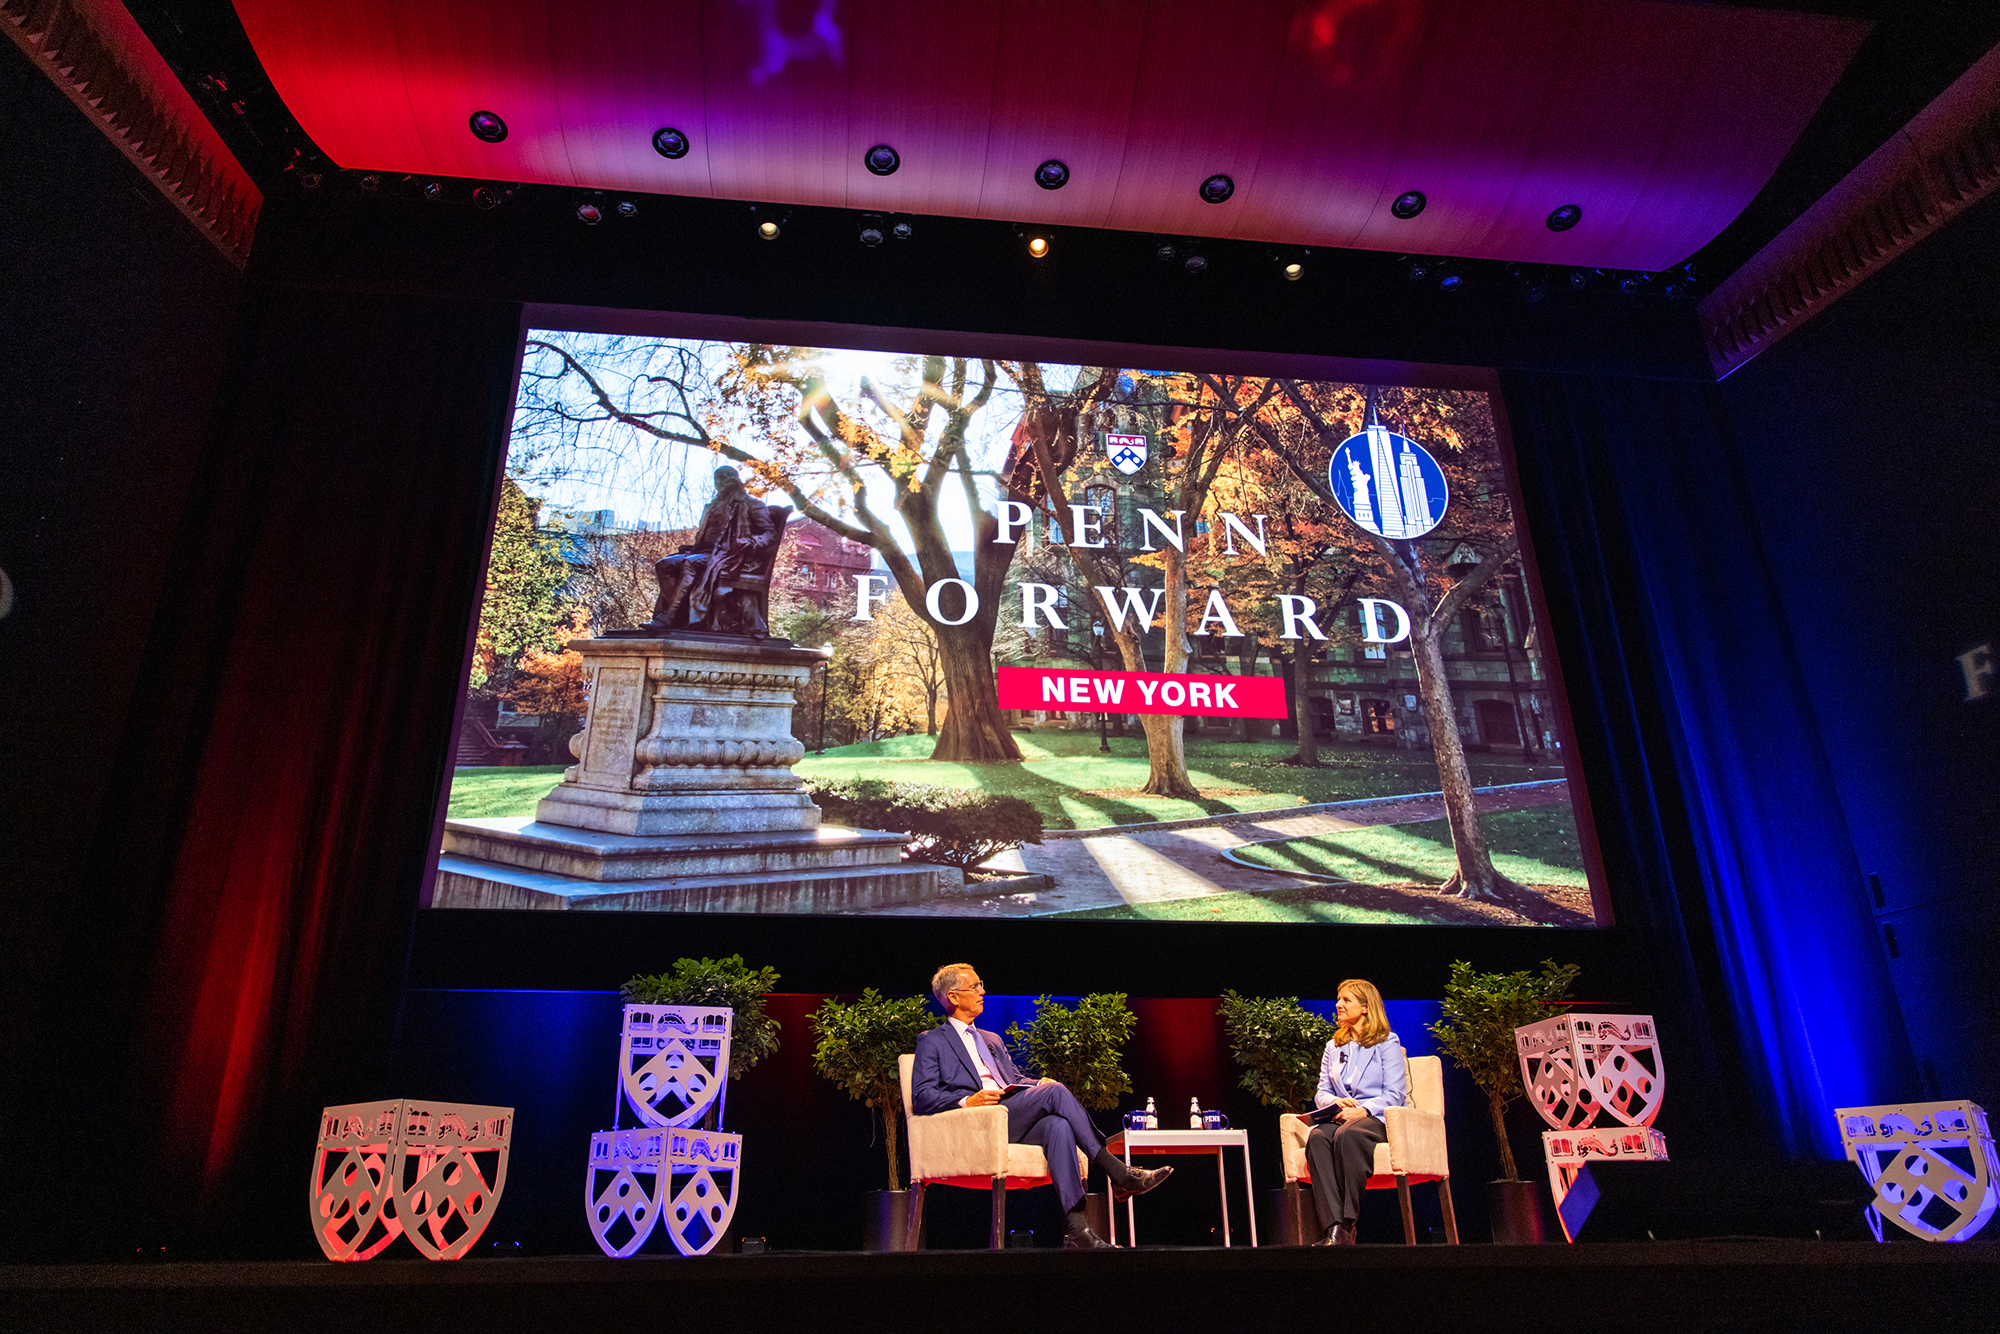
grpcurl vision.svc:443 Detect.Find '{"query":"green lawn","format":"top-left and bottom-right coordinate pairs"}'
top-left (1231, 806), bottom-right (1587, 886)
top-left (446, 734), bottom-right (1563, 832)
top-left (447, 765), bottom-right (568, 819)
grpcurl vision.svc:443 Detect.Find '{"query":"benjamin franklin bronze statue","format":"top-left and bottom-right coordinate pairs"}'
top-left (642, 465), bottom-right (784, 635)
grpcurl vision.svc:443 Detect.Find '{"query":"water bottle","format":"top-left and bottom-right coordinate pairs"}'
top-left (1189, 1097), bottom-right (1203, 1129)
top-left (1143, 1096), bottom-right (1157, 1130)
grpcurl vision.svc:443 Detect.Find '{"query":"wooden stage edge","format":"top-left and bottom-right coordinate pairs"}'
top-left (4, 1242), bottom-right (1996, 1333)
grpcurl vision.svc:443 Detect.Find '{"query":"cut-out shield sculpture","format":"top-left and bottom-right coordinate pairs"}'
top-left (1518, 1013), bottom-right (1664, 1130)
top-left (310, 1100), bottom-right (405, 1261)
top-left (587, 1129), bottom-right (669, 1257)
top-left (1541, 1126), bottom-right (1670, 1242)
top-left (620, 1005), bottom-right (733, 1129)
top-left (663, 1128), bottom-right (742, 1257)
top-left (1837, 1100), bottom-right (1996, 1243)
top-left (312, 1099), bottom-right (512, 1261)
top-left (391, 1101), bottom-right (514, 1260)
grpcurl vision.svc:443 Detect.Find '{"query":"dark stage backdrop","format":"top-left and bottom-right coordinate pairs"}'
top-left (0, 39), bottom-right (243, 1261)
top-left (1710, 190), bottom-right (2000, 1112)
top-left (105, 286), bottom-right (523, 1257)
top-left (1501, 369), bottom-right (1920, 1157)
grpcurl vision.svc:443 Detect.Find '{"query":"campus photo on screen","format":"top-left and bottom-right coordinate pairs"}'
top-left (434, 331), bottom-right (1602, 927)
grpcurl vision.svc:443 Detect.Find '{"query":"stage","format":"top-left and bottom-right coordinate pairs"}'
top-left (4, 1242), bottom-right (1994, 1333)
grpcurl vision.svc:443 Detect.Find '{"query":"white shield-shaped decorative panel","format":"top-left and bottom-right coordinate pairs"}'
top-left (1542, 1126), bottom-right (1670, 1242)
top-left (390, 1102), bottom-right (513, 1260)
top-left (586, 1129), bottom-right (669, 1257)
top-left (1837, 1101), bottom-right (1996, 1243)
top-left (621, 1005), bottom-right (733, 1129)
top-left (309, 1100), bottom-right (405, 1261)
top-left (1517, 1016), bottom-right (1592, 1130)
top-left (1571, 1015), bottom-right (1665, 1128)
top-left (663, 1129), bottom-right (742, 1257)
top-left (1105, 432), bottom-right (1147, 476)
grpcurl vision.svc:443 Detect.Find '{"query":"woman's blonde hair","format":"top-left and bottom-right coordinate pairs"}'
top-left (1333, 978), bottom-right (1390, 1048)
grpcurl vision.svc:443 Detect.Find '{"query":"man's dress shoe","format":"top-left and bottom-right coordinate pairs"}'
top-left (1112, 1165), bottom-right (1174, 1201)
top-left (1062, 1227), bottom-right (1117, 1250)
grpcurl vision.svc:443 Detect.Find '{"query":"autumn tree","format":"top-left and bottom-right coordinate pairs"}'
top-left (1248, 383), bottom-right (1527, 901)
top-left (472, 478), bottom-right (577, 692)
top-left (869, 590), bottom-right (948, 737)
top-left (511, 337), bottom-right (1025, 762)
top-left (1005, 366), bottom-right (1275, 798)
top-left (500, 607), bottom-right (593, 762)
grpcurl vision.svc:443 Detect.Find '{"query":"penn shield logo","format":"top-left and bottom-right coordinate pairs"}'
top-left (1106, 432), bottom-right (1148, 476)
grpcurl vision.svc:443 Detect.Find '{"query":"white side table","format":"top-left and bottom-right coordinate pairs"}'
top-left (1104, 1128), bottom-right (1259, 1248)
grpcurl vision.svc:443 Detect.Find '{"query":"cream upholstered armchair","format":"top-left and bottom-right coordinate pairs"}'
top-left (898, 1054), bottom-right (1089, 1249)
top-left (1279, 1053), bottom-right (1460, 1244)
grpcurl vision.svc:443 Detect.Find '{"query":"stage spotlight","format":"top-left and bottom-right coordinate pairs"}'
top-left (617, 200), bottom-right (638, 218)
top-left (1546, 203), bottom-right (1582, 231)
top-left (1283, 261), bottom-right (1304, 281)
top-left (1618, 272), bottom-right (1651, 294)
top-left (1525, 284), bottom-right (1548, 304)
top-left (577, 202), bottom-right (603, 225)
top-left (1406, 259), bottom-right (1432, 283)
top-left (472, 185), bottom-right (503, 210)
top-left (864, 144), bottom-right (900, 175)
top-left (859, 223), bottom-right (885, 246)
top-left (298, 171), bottom-right (324, 192)
top-left (421, 181), bottom-right (444, 202)
top-left (1199, 174), bottom-right (1235, 204)
top-left (1036, 159), bottom-right (1070, 190)
top-left (1391, 190), bottom-right (1427, 219)
top-left (1155, 241), bottom-right (1178, 263)
top-left (1567, 269), bottom-right (1590, 289)
top-left (1184, 253), bottom-right (1209, 273)
top-left (758, 220), bottom-right (781, 240)
top-left (891, 220), bottom-right (912, 240)
top-left (653, 127), bottom-right (690, 159)
top-left (1027, 235), bottom-right (1050, 258)
top-left (358, 173), bottom-right (381, 192)
top-left (1438, 272), bottom-right (1463, 292)
top-left (468, 110), bottom-right (508, 143)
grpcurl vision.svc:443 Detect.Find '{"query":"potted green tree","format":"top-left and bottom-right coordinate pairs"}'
top-left (1006, 994), bottom-right (1137, 1240)
top-left (1427, 958), bottom-right (1580, 1244)
top-left (1217, 991), bottom-right (1338, 1243)
top-left (807, 989), bottom-right (937, 1252)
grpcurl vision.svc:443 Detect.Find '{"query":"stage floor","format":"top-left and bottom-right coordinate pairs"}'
top-left (4, 1241), bottom-right (1995, 1333)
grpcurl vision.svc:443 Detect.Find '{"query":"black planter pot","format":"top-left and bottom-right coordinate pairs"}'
top-left (861, 1189), bottom-right (915, 1252)
top-left (1487, 1178), bottom-right (1548, 1244)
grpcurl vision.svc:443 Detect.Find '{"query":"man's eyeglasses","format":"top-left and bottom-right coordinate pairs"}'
top-left (951, 982), bottom-right (987, 995)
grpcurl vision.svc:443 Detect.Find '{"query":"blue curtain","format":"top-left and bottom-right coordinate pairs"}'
top-left (1501, 370), bottom-right (1916, 1156)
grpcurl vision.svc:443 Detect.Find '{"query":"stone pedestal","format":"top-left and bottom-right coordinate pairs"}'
top-left (436, 635), bottom-right (960, 912)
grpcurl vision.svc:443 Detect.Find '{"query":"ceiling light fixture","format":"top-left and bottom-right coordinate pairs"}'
top-left (1035, 159), bottom-right (1070, 190)
top-left (421, 181), bottom-right (444, 202)
top-left (653, 127), bottom-right (690, 159)
top-left (1391, 191), bottom-right (1427, 219)
top-left (891, 220), bottom-right (913, 240)
top-left (358, 173), bottom-right (380, 192)
top-left (472, 185), bottom-right (506, 211)
top-left (864, 144), bottom-right (900, 176)
top-left (1199, 174), bottom-right (1235, 204)
top-left (616, 200), bottom-right (638, 218)
top-left (577, 202), bottom-right (603, 225)
top-left (1027, 235), bottom-right (1050, 258)
top-left (1154, 241), bottom-right (1178, 263)
top-left (758, 220), bottom-right (781, 240)
top-left (1546, 203), bottom-right (1582, 231)
top-left (1283, 261), bottom-right (1305, 281)
top-left (468, 110), bottom-right (508, 143)
top-left (1184, 253), bottom-right (1209, 273)
top-left (859, 223), bottom-right (885, 246)
top-left (1438, 272), bottom-right (1463, 292)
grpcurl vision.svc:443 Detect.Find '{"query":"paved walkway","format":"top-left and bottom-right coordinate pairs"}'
top-left (859, 780), bottom-right (1570, 918)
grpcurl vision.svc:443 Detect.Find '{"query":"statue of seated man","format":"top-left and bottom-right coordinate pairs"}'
top-left (644, 464), bottom-right (782, 635)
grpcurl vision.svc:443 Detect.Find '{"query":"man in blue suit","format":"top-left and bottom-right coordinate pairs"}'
top-left (909, 962), bottom-right (1172, 1249)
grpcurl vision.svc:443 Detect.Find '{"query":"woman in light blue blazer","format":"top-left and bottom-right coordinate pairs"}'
top-left (1305, 978), bottom-right (1408, 1245)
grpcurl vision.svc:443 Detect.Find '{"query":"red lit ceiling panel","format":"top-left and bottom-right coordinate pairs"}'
top-left (233, 0), bottom-right (1869, 269)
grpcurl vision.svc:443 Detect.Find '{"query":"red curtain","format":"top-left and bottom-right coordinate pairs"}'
top-left (126, 285), bottom-right (521, 1251)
